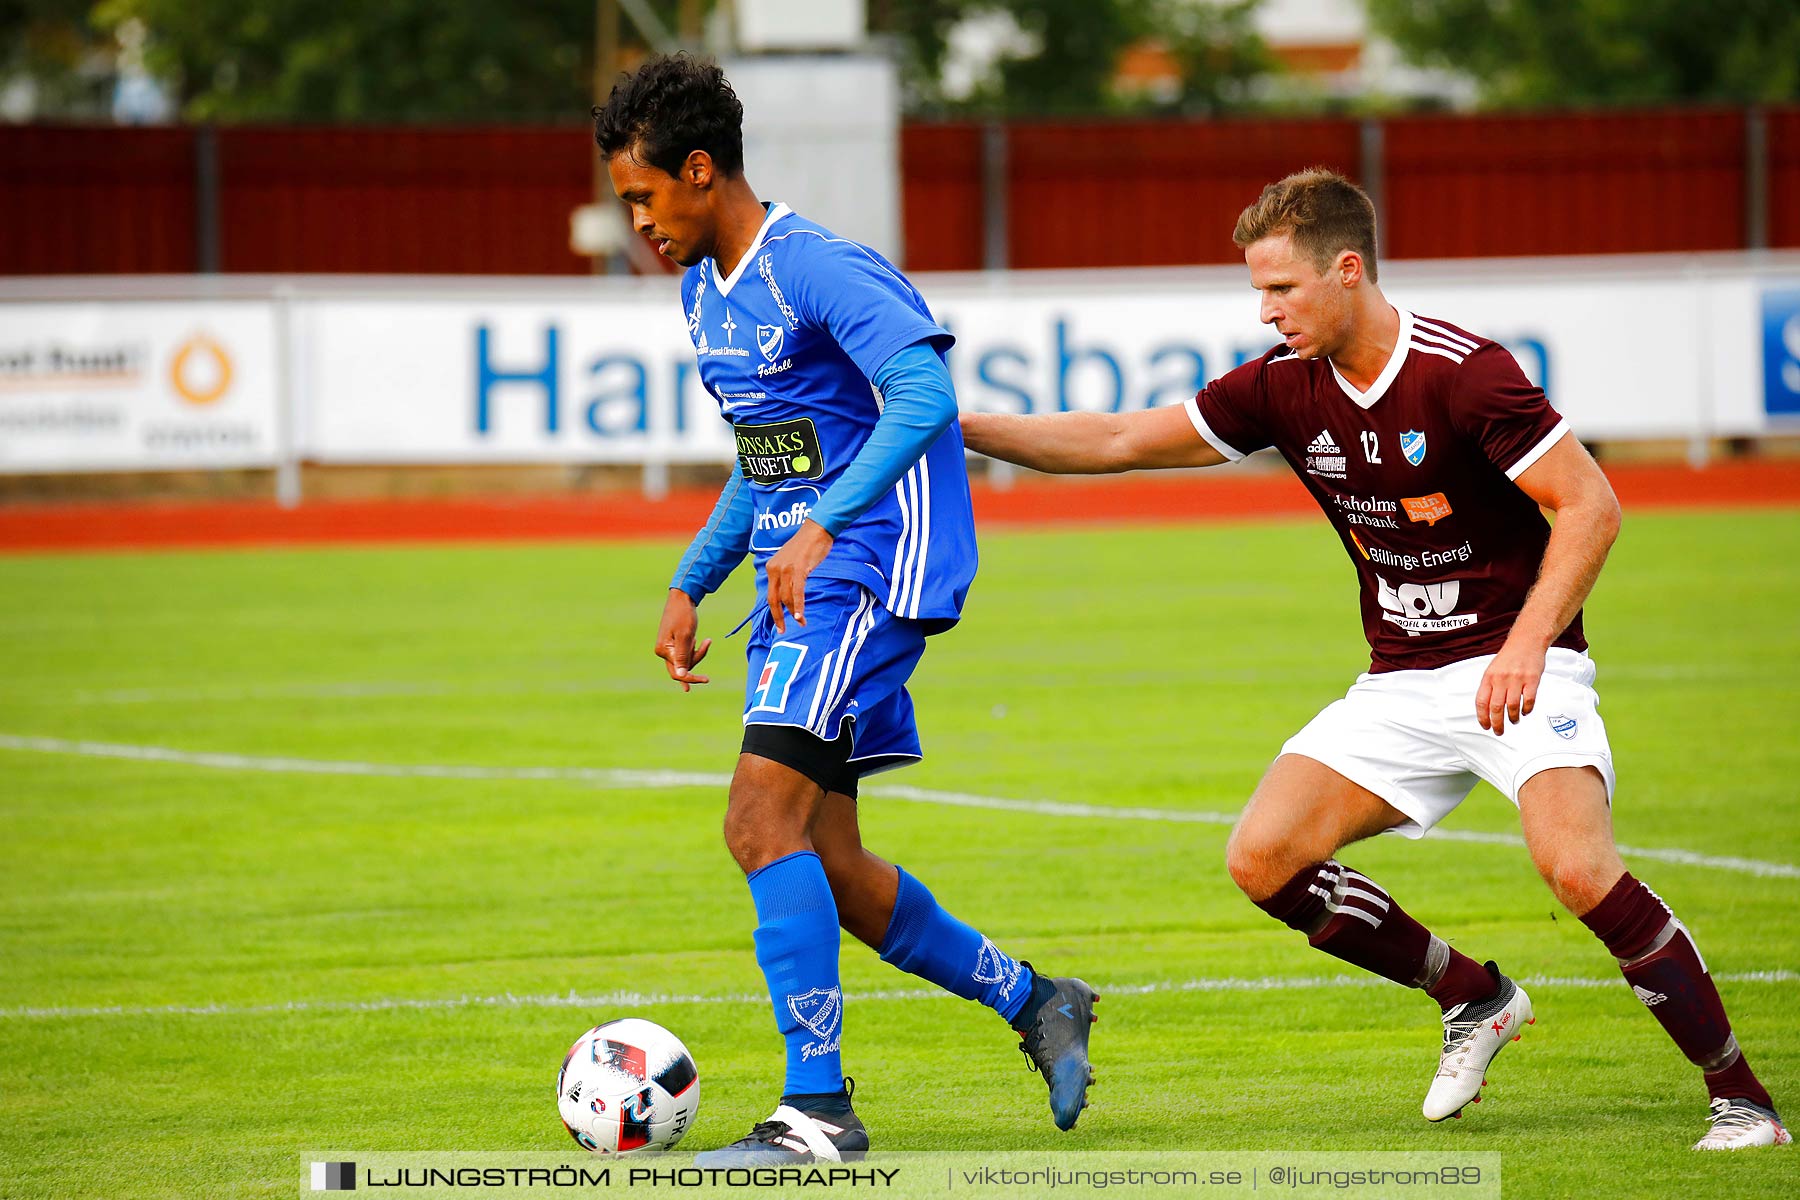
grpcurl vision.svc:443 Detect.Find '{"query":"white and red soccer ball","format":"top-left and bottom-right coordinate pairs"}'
top-left (557, 1019), bottom-right (700, 1154)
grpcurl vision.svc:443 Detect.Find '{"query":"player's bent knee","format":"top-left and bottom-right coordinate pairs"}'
top-left (1536, 853), bottom-right (1620, 916)
top-left (1224, 835), bottom-right (1257, 896)
top-left (719, 801), bottom-right (774, 873)
top-left (722, 803), bottom-right (805, 874)
top-left (1225, 827), bottom-right (1292, 902)
top-left (723, 764), bottom-right (818, 873)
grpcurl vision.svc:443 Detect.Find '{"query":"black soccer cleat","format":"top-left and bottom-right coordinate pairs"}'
top-left (1014, 964), bottom-right (1099, 1131)
top-left (693, 1080), bottom-right (869, 1165)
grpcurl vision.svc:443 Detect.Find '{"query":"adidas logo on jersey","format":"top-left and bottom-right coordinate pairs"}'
top-left (1305, 429), bottom-right (1347, 480)
top-left (1633, 985), bottom-right (1668, 1007)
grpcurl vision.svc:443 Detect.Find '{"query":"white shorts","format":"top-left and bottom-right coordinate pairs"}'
top-left (1281, 647), bottom-right (1617, 839)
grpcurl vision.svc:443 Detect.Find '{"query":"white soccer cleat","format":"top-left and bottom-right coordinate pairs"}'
top-left (1423, 964), bottom-right (1534, 1122)
top-left (1692, 1098), bottom-right (1792, 1151)
top-left (692, 1079), bottom-right (869, 1166)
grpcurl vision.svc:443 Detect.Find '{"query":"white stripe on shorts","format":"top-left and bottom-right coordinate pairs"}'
top-left (816, 600), bottom-right (880, 737)
top-left (803, 649), bottom-right (839, 731)
top-left (806, 591), bottom-right (874, 734)
top-left (809, 591), bottom-right (878, 737)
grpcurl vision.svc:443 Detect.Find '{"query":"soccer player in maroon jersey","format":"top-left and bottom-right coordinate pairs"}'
top-left (960, 169), bottom-right (1788, 1151)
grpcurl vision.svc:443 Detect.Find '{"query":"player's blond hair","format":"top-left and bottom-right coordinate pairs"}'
top-left (1233, 168), bottom-right (1379, 283)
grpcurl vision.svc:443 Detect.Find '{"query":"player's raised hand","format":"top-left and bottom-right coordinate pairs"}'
top-left (1475, 636), bottom-right (1545, 736)
top-left (764, 520), bottom-right (834, 633)
top-left (655, 588), bottom-right (712, 691)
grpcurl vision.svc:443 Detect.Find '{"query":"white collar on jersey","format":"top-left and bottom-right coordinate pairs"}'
top-left (712, 202), bottom-right (794, 298)
top-left (1330, 306), bottom-right (1413, 409)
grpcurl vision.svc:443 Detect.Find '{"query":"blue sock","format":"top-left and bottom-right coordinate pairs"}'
top-left (747, 851), bottom-right (845, 1097)
top-left (878, 866), bottom-right (1037, 1024)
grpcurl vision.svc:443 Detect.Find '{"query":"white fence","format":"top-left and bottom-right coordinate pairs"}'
top-left (3, 252), bottom-right (1798, 500)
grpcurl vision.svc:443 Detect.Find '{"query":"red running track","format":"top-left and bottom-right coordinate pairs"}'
top-left (1, 460), bottom-right (1796, 553)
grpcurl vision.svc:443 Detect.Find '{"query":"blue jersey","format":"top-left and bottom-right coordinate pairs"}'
top-left (682, 203), bottom-right (977, 624)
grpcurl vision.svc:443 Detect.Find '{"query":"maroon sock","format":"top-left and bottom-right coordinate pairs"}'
top-left (1256, 861), bottom-right (1493, 1007)
top-left (1581, 873), bottom-right (1773, 1109)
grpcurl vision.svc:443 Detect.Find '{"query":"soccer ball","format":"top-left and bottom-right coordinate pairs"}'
top-left (556, 1018), bottom-right (700, 1154)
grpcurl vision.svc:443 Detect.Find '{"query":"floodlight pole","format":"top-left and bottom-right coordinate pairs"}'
top-left (679, 0), bottom-right (704, 43)
top-left (593, 0), bottom-right (622, 275)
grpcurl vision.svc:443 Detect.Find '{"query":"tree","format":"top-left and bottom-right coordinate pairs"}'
top-left (877, 0), bottom-right (1273, 116)
top-left (1155, 0), bottom-right (1272, 115)
top-left (1367, 0), bottom-right (1800, 107)
top-left (879, 0), bottom-right (1139, 115)
top-left (983, 0), bottom-right (1152, 116)
top-left (87, 0), bottom-right (627, 122)
top-left (11, 0), bottom-right (1278, 123)
top-left (0, 0), bottom-right (114, 118)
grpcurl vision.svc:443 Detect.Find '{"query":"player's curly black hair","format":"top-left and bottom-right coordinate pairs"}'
top-left (591, 53), bottom-right (744, 178)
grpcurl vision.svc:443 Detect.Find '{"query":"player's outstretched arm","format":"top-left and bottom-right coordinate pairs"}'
top-left (1475, 433), bottom-right (1622, 734)
top-left (961, 403), bottom-right (1226, 474)
top-left (658, 464), bottom-right (753, 690)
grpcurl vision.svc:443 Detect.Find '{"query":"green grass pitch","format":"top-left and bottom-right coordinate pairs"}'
top-left (1, 509), bottom-right (1796, 1198)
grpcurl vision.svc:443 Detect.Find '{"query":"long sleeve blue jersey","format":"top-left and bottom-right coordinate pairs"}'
top-left (668, 204), bottom-right (977, 626)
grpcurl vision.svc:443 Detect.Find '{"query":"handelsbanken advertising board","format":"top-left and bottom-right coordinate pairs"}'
top-left (9, 262), bottom-right (1790, 474)
top-left (297, 283), bottom-right (1569, 465)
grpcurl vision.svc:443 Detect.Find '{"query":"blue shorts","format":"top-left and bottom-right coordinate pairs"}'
top-left (743, 576), bottom-right (927, 779)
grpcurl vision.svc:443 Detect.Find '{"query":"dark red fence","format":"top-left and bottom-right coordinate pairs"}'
top-left (898, 124), bottom-right (985, 273)
top-left (1770, 108), bottom-right (1800, 250)
top-left (1001, 117), bottom-right (1364, 269)
top-left (3, 106), bottom-right (1794, 277)
top-left (0, 124), bottom-right (595, 276)
top-left (215, 126), bottom-right (591, 274)
top-left (1, 126), bottom-right (198, 273)
top-left (1383, 109), bottom-right (1748, 258)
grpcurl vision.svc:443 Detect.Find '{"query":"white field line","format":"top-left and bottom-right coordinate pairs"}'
top-left (67, 681), bottom-right (454, 705)
top-left (2, 734), bottom-right (1797, 881)
top-left (0, 734), bottom-right (729, 790)
top-left (34, 660), bottom-right (1759, 706)
top-left (50, 679), bottom-right (671, 705)
top-left (5, 970), bottom-right (1795, 1023)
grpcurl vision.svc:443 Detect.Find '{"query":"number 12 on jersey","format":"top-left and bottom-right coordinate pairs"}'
top-left (1361, 431), bottom-right (1382, 463)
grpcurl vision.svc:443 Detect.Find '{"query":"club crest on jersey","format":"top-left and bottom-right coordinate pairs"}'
top-left (757, 324), bottom-right (785, 362)
top-left (1401, 430), bottom-right (1428, 466)
top-left (1548, 713), bottom-right (1578, 740)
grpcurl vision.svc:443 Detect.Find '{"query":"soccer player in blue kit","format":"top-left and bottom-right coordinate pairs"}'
top-left (592, 55), bottom-right (1097, 1162)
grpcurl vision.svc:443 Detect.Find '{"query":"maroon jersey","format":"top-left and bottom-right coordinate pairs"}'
top-left (1185, 308), bottom-right (1583, 672)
